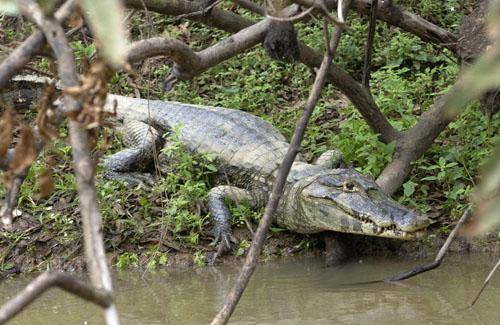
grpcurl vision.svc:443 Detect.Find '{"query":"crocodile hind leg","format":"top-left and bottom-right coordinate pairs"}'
top-left (208, 185), bottom-right (263, 251)
top-left (314, 150), bottom-right (346, 169)
top-left (104, 119), bottom-right (164, 185)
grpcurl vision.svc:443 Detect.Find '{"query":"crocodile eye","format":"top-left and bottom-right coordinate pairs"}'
top-left (343, 181), bottom-right (358, 192)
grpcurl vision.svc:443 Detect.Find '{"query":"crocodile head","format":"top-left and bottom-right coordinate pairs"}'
top-left (280, 168), bottom-right (429, 239)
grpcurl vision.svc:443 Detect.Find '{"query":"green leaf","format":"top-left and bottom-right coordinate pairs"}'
top-left (0, 263), bottom-right (14, 271)
top-left (158, 254), bottom-right (168, 265)
top-left (403, 180), bottom-right (417, 197)
top-left (205, 164), bottom-right (217, 172)
top-left (80, 0), bottom-right (128, 68)
top-left (0, 0), bottom-right (17, 15)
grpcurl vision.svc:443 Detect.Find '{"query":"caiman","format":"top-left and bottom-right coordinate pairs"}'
top-left (103, 94), bottom-right (430, 261)
top-left (4, 76), bottom-right (430, 263)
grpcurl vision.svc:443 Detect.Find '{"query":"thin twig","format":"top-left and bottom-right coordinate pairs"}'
top-left (211, 2), bottom-right (351, 324)
top-left (0, 272), bottom-right (112, 324)
top-left (176, 0), bottom-right (224, 20)
top-left (23, 65), bottom-right (53, 76)
top-left (289, 0), bottom-right (457, 52)
top-left (233, 0), bottom-right (265, 15)
top-left (306, 0), bottom-right (348, 28)
top-left (337, 0), bottom-right (344, 22)
top-left (470, 258), bottom-right (500, 307)
top-left (385, 208), bottom-right (472, 282)
top-left (123, 9), bottom-right (137, 23)
top-left (362, 0), bottom-right (377, 88)
top-left (0, 176), bottom-right (25, 228)
top-left (236, 0), bottom-right (345, 28)
top-left (266, 6), bottom-right (315, 23)
top-left (0, 0), bottom-right (76, 89)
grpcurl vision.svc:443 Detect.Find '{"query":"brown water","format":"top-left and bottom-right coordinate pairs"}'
top-left (0, 254), bottom-right (499, 324)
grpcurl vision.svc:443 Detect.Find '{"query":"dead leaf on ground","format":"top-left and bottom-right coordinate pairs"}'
top-left (9, 126), bottom-right (37, 174)
top-left (37, 168), bottom-right (54, 200)
top-left (35, 82), bottom-right (60, 141)
top-left (0, 108), bottom-right (15, 158)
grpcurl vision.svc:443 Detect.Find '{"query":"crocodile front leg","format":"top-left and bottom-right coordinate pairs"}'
top-left (104, 119), bottom-right (164, 185)
top-left (208, 185), bottom-right (263, 249)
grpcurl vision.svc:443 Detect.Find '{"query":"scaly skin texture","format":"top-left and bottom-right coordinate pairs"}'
top-left (104, 95), bottom-right (430, 250)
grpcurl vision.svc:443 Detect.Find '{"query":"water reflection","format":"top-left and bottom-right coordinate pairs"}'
top-left (0, 254), bottom-right (498, 324)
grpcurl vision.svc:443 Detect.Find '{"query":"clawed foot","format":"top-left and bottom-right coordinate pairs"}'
top-left (208, 230), bottom-right (238, 265)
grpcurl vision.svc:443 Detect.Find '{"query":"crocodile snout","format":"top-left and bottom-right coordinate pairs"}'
top-left (395, 211), bottom-right (430, 232)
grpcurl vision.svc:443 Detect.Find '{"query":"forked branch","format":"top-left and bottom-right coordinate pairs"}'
top-left (0, 272), bottom-right (112, 324)
top-left (0, 0), bottom-right (76, 90)
top-left (13, 0), bottom-right (119, 323)
top-left (123, 0), bottom-right (399, 143)
top-left (385, 208), bottom-right (471, 282)
top-left (292, 0), bottom-right (458, 52)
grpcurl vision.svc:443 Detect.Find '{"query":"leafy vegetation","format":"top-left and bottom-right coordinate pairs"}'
top-left (0, 0), bottom-right (498, 272)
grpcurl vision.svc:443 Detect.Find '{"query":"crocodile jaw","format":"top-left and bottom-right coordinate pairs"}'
top-left (278, 169), bottom-right (430, 239)
top-left (299, 198), bottom-right (426, 239)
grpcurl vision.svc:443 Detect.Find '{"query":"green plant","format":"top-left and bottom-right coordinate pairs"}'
top-left (235, 240), bottom-right (250, 257)
top-left (70, 41), bottom-right (96, 61)
top-left (193, 251), bottom-right (206, 267)
top-left (116, 252), bottom-right (139, 269)
top-left (0, 262), bottom-right (15, 272)
top-left (145, 249), bottom-right (168, 270)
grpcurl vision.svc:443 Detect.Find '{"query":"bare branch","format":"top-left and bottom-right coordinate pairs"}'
top-left (211, 3), bottom-right (351, 324)
top-left (266, 6), bottom-right (315, 23)
top-left (470, 258), bottom-right (500, 307)
top-left (176, 0), bottom-right (224, 20)
top-left (293, 0), bottom-right (458, 52)
top-left (375, 82), bottom-right (464, 194)
top-left (385, 208), bottom-right (471, 282)
top-left (362, 0), bottom-right (377, 88)
top-left (0, 175), bottom-right (25, 228)
top-left (0, 272), bottom-right (112, 324)
top-left (0, 0), bottom-right (76, 90)
top-left (16, 0), bottom-right (119, 323)
top-left (377, 0), bottom-right (496, 194)
top-left (298, 44), bottom-right (399, 143)
top-left (125, 0), bottom-right (251, 33)
top-left (126, 37), bottom-right (200, 68)
top-left (126, 18), bottom-right (269, 81)
top-left (123, 0), bottom-right (399, 143)
top-left (233, 0), bottom-right (265, 15)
